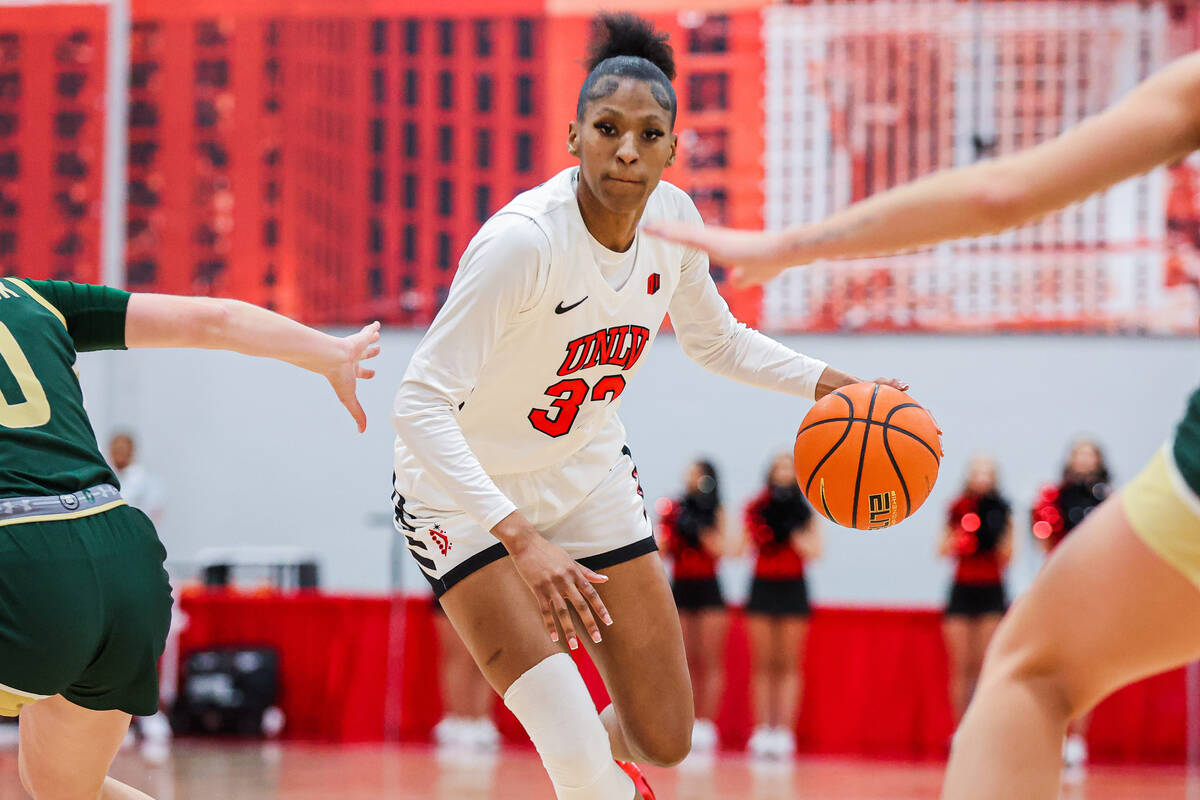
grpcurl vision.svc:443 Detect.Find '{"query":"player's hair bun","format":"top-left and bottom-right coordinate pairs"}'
top-left (586, 13), bottom-right (675, 80)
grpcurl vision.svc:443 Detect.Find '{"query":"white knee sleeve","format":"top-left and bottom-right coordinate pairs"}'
top-left (503, 653), bottom-right (634, 800)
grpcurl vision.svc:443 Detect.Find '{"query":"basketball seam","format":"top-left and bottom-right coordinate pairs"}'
top-left (797, 403), bottom-right (921, 436)
top-left (819, 481), bottom-right (837, 524)
top-left (880, 415), bottom-right (911, 521)
top-left (799, 414), bottom-right (941, 464)
top-left (888, 426), bottom-right (942, 464)
top-left (803, 391), bottom-right (855, 528)
top-left (850, 384), bottom-right (881, 529)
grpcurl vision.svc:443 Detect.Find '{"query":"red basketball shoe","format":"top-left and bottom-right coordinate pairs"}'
top-left (616, 761), bottom-right (656, 800)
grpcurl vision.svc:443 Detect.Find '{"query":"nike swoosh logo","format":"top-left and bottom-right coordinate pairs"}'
top-left (555, 297), bottom-right (588, 314)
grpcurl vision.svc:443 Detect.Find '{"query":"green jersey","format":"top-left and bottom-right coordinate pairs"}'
top-left (0, 278), bottom-right (130, 498)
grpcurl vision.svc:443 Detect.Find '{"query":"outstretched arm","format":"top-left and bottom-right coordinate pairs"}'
top-left (667, 236), bottom-right (906, 400)
top-left (125, 294), bottom-right (381, 432)
top-left (647, 51), bottom-right (1200, 285)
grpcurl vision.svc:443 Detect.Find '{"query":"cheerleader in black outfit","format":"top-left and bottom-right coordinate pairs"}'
top-left (741, 453), bottom-right (822, 759)
top-left (657, 459), bottom-right (727, 754)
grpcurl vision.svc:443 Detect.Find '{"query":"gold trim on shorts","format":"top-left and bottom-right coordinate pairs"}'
top-left (0, 681), bottom-right (48, 717)
top-left (1124, 444), bottom-right (1200, 590)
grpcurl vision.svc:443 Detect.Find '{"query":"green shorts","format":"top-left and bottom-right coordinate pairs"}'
top-left (0, 504), bottom-right (171, 716)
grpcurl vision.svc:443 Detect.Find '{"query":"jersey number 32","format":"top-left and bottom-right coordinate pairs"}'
top-left (528, 375), bottom-right (626, 438)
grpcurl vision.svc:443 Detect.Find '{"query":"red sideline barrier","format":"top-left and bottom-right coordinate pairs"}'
top-left (178, 592), bottom-right (392, 742)
top-left (178, 592), bottom-right (1187, 761)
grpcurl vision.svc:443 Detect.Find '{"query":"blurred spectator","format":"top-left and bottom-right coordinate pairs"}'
top-left (1032, 438), bottom-right (1112, 553)
top-left (1031, 437), bottom-right (1113, 767)
top-left (109, 431), bottom-right (165, 524)
top-left (940, 455), bottom-right (1012, 724)
top-left (741, 453), bottom-right (822, 760)
top-left (107, 431), bottom-right (171, 760)
top-left (656, 458), bottom-right (727, 755)
top-left (432, 600), bottom-right (500, 753)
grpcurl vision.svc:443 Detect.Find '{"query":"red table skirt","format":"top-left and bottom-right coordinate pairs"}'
top-left (177, 592), bottom-right (1188, 761)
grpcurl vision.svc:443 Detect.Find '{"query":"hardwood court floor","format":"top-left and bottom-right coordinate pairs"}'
top-left (1, 742), bottom-right (1198, 799)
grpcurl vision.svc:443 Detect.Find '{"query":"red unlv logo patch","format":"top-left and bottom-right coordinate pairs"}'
top-left (647, 273), bottom-right (661, 295)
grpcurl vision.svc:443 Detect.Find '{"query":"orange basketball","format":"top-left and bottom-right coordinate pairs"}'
top-left (794, 382), bottom-right (942, 530)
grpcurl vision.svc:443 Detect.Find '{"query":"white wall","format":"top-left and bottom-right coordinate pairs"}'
top-left (79, 330), bottom-right (1195, 606)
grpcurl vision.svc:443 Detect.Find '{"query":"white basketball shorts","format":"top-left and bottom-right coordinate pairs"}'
top-left (393, 445), bottom-right (656, 597)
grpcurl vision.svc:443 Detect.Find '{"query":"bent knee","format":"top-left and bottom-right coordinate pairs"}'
top-left (630, 726), bottom-right (693, 767)
top-left (980, 633), bottom-right (1083, 721)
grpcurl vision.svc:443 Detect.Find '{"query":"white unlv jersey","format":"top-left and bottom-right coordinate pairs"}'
top-left (454, 169), bottom-right (679, 474)
top-left (393, 166), bottom-right (827, 532)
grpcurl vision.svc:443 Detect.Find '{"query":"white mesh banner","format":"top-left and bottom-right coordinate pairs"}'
top-left (761, 0), bottom-right (1199, 334)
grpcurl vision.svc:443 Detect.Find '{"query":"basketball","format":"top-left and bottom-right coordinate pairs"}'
top-left (794, 382), bottom-right (942, 530)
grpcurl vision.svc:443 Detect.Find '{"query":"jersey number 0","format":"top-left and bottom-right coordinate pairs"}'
top-left (0, 322), bottom-right (51, 428)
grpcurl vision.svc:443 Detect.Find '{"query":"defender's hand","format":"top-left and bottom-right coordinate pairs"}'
top-left (643, 223), bottom-right (801, 286)
top-left (323, 321), bottom-right (381, 433)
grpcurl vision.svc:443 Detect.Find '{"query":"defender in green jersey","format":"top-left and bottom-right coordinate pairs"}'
top-left (0, 278), bottom-right (380, 800)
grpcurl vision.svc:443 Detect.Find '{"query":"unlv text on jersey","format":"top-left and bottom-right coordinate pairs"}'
top-left (556, 325), bottom-right (652, 377)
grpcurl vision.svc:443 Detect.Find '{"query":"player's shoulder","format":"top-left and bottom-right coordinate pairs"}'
top-left (473, 211), bottom-right (551, 253)
top-left (646, 179), bottom-right (703, 225)
top-left (455, 209), bottom-right (552, 309)
top-left (459, 199), bottom-right (554, 286)
top-left (494, 168), bottom-right (578, 224)
top-left (0, 277), bottom-right (66, 315)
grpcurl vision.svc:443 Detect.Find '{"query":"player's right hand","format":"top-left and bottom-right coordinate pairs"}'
top-left (642, 222), bottom-right (802, 286)
top-left (873, 376), bottom-right (944, 441)
top-left (496, 514), bottom-right (613, 649)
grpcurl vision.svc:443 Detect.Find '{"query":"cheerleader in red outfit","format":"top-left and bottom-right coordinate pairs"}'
top-left (941, 455), bottom-right (1013, 725)
top-left (741, 453), bottom-right (823, 760)
top-left (656, 459), bottom-right (727, 755)
top-left (1031, 438), bottom-right (1112, 768)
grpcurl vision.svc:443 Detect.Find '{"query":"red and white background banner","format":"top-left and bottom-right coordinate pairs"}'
top-left (2, 0), bottom-right (1196, 334)
top-left (761, 0), bottom-right (1200, 335)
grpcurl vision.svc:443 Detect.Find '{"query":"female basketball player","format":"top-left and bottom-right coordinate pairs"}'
top-left (649, 49), bottom-right (1200, 800)
top-left (741, 452), bottom-right (821, 760)
top-left (656, 459), bottom-right (727, 755)
top-left (0, 280), bottom-right (379, 799)
top-left (390, 14), bottom-right (901, 799)
top-left (940, 456), bottom-right (1011, 725)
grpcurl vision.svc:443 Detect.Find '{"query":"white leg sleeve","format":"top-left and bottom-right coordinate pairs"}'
top-left (503, 653), bottom-right (635, 800)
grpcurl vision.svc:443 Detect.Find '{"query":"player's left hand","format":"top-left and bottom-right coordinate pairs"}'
top-left (325, 321), bottom-right (382, 433)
